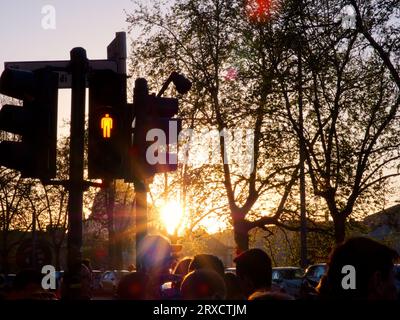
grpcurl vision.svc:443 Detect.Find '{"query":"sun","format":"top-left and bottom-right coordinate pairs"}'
top-left (160, 201), bottom-right (228, 235)
top-left (160, 200), bottom-right (184, 235)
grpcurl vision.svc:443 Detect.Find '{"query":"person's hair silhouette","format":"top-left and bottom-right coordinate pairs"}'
top-left (318, 237), bottom-right (398, 300)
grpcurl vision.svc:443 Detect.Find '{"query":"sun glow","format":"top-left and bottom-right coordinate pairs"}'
top-left (159, 201), bottom-right (229, 235)
top-left (160, 200), bottom-right (184, 235)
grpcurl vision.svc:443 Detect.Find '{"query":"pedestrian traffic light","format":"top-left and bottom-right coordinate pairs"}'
top-left (126, 78), bottom-right (184, 182)
top-left (88, 69), bottom-right (127, 179)
top-left (146, 94), bottom-right (182, 173)
top-left (0, 68), bottom-right (58, 179)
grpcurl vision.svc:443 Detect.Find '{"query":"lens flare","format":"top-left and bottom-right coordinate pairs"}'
top-left (160, 200), bottom-right (183, 235)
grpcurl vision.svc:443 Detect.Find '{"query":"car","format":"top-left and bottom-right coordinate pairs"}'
top-left (299, 263), bottom-right (327, 300)
top-left (225, 267), bottom-right (236, 274)
top-left (272, 267), bottom-right (304, 298)
top-left (99, 270), bottom-right (130, 294)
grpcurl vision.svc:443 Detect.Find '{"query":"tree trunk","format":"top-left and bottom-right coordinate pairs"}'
top-left (233, 219), bottom-right (250, 255)
top-left (333, 215), bottom-right (346, 244)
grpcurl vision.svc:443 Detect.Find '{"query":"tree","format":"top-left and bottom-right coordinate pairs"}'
top-left (126, 0), bottom-right (400, 251)
top-left (273, 0), bottom-right (400, 243)
top-left (0, 169), bottom-right (36, 272)
top-left (127, 0), bottom-right (305, 252)
top-left (34, 136), bottom-right (70, 270)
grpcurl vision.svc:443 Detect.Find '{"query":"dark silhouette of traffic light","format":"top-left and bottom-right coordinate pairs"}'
top-left (88, 69), bottom-right (127, 179)
top-left (127, 78), bottom-right (183, 181)
top-left (146, 94), bottom-right (182, 173)
top-left (0, 68), bottom-right (58, 179)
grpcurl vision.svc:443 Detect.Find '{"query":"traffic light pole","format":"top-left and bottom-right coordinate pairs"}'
top-left (135, 179), bottom-right (147, 271)
top-left (67, 48), bottom-right (88, 271)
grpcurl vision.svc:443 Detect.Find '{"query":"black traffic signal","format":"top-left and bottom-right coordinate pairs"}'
top-left (127, 78), bottom-right (182, 181)
top-left (88, 69), bottom-right (127, 179)
top-left (0, 68), bottom-right (58, 179)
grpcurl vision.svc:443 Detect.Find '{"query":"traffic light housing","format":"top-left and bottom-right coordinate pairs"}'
top-left (88, 69), bottom-right (127, 179)
top-left (127, 78), bottom-right (182, 182)
top-left (0, 68), bottom-right (58, 179)
top-left (146, 95), bottom-right (182, 173)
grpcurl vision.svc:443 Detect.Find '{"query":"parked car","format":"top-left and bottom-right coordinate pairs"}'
top-left (299, 263), bottom-right (327, 300)
top-left (225, 267), bottom-right (236, 274)
top-left (100, 270), bottom-right (130, 294)
top-left (272, 267), bottom-right (304, 298)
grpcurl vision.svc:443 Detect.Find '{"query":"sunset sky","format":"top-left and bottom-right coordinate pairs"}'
top-left (0, 0), bottom-right (134, 136)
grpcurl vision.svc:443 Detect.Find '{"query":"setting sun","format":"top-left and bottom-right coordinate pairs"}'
top-left (160, 201), bottom-right (184, 235)
top-left (159, 201), bottom-right (228, 235)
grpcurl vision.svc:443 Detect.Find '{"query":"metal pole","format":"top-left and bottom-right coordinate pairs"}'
top-left (134, 180), bottom-right (147, 270)
top-left (298, 0), bottom-right (308, 269)
top-left (67, 48), bottom-right (87, 271)
top-left (105, 179), bottom-right (116, 270)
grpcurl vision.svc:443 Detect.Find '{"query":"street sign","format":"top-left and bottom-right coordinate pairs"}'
top-left (107, 31), bottom-right (127, 74)
top-left (4, 59), bottom-right (118, 89)
top-left (4, 32), bottom-right (127, 89)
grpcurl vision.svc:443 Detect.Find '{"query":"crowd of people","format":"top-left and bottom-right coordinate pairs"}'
top-left (0, 235), bottom-right (398, 300)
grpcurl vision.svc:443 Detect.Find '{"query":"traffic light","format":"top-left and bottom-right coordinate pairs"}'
top-left (0, 68), bottom-right (58, 179)
top-left (146, 94), bottom-right (182, 173)
top-left (88, 69), bottom-right (127, 179)
top-left (126, 78), bottom-right (183, 182)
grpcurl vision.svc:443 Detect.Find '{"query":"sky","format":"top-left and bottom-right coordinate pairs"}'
top-left (0, 0), bottom-right (136, 136)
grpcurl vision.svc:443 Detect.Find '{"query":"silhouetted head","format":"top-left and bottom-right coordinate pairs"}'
top-left (181, 269), bottom-right (226, 300)
top-left (117, 272), bottom-right (149, 300)
top-left (137, 235), bottom-right (173, 275)
top-left (189, 254), bottom-right (225, 276)
top-left (224, 272), bottom-right (246, 300)
top-left (173, 257), bottom-right (193, 276)
top-left (234, 248), bottom-right (272, 297)
top-left (61, 262), bottom-right (92, 300)
top-left (82, 259), bottom-right (92, 271)
top-left (318, 237), bottom-right (398, 300)
top-left (249, 290), bottom-right (295, 300)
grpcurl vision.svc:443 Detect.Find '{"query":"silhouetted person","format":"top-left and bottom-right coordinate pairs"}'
top-left (189, 254), bottom-right (225, 276)
top-left (234, 248), bottom-right (273, 298)
top-left (317, 237), bottom-right (398, 300)
top-left (181, 269), bottom-right (227, 300)
top-left (116, 272), bottom-right (149, 300)
top-left (61, 262), bottom-right (92, 300)
top-left (224, 272), bottom-right (246, 300)
top-left (249, 290), bottom-right (295, 300)
top-left (174, 257), bottom-right (193, 277)
top-left (137, 234), bottom-right (180, 299)
top-left (172, 257), bottom-right (193, 293)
